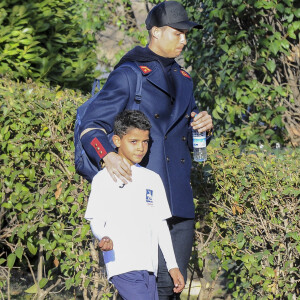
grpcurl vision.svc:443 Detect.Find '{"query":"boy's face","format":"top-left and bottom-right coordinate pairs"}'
top-left (112, 128), bottom-right (149, 166)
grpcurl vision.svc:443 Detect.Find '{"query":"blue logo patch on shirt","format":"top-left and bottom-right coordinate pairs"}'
top-left (146, 189), bottom-right (153, 205)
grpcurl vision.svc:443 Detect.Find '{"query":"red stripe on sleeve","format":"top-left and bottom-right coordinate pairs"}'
top-left (91, 137), bottom-right (107, 159)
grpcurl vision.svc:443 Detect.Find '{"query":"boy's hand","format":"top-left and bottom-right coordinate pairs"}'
top-left (169, 268), bottom-right (185, 293)
top-left (98, 236), bottom-right (113, 251)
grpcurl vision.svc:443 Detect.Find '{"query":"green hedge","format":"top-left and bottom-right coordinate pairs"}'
top-left (184, 0), bottom-right (300, 146)
top-left (0, 0), bottom-right (99, 92)
top-left (0, 77), bottom-right (112, 299)
top-left (1, 77), bottom-right (299, 299)
top-left (193, 141), bottom-right (300, 299)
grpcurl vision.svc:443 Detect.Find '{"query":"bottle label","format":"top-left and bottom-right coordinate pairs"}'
top-left (193, 137), bottom-right (206, 148)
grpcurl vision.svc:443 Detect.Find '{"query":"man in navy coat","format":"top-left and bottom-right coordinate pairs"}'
top-left (80, 1), bottom-right (213, 299)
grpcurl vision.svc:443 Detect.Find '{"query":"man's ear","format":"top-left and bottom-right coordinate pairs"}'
top-left (112, 135), bottom-right (121, 148)
top-left (151, 26), bottom-right (161, 39)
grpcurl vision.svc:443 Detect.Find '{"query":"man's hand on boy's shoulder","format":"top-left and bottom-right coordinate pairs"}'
top-left (103, 152), bottom-right (132, 184)
top-left (99, 236), bottom-right (113, 251)
top-left (169, 268), bottom-right (185, 293)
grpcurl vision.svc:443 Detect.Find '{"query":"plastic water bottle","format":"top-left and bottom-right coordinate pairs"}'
top-left (193, 130), bottom-right (207, 162)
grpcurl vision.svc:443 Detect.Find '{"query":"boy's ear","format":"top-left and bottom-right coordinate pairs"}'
top-left (112, 135), bottom-right (121, 148)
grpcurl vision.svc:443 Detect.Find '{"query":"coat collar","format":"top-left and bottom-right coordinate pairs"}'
top-left (136, 62), bottom-right (193, 131)
top-left (138, 62), bottom-right (170, 96)
top-left (169, 66), bottom-right (193, 129)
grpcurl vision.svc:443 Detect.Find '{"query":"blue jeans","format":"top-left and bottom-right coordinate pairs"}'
top-left (111, 270), bottom-right (159, 300)
top-left (157, 217), bottom-right (194, 300)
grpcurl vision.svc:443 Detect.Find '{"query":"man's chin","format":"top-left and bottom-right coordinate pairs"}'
top-left (171, 50), bottom-right (182, 58)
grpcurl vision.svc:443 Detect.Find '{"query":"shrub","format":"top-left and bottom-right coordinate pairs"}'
top-left (1, 76), bottom-right (299, 299)
top-left (0, 77), bottom-right (111, 299)
top-left (184, 0), bottom-right (300, 147)
top-left (0, 0), bottom-right (99, 92)
top-left (193, 141), bottom-right (300, 299)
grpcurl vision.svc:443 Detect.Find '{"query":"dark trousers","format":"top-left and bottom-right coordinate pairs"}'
top-left (157, 217), bottom-right (194, 300)
top-left (111, 271), bottom-right (159, 300)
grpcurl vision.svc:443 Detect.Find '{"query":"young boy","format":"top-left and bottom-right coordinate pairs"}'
top-left (84, 110), bottom-right (184, 300)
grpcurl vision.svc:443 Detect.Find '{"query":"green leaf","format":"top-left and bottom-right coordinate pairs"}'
top-left (269, 40), bottom-right (280, 55)
top-left (212, 109), bottom-right (222, 120)
top-left (198, 258), bottom-right (203, 268)
top-left (265, 129), bottom-right (275, 135)
top-left (39, 238), bottom-right (49, 246)
top-left (288, 26), bottom-right (297, 39)
top-left (252, 275), bottom-right (263, 284)
top-left (276, 3), bottom-right (285, 13)
top-left (15, 246), bottom-right (24, 259)
top-left (275, 106), bottom-right (286, 112)
top-left (254, 236), bottom-right (264, 243)
top-left (2, 202), bottom-right (13, 209)
top-left (268, 254), bottom-right (274, 265)
top-left (39, 278), bottom-right (48, 289)
top-left (27, 241), bottom-right (37, 255)
top-left (220, 44), bottom-right (229, 53)
top-left (84, 279), bottom-right (90, 288)
top-left (262, 267), bottom-right (275, 278)
top-left (232, 0), bottom-right (242, 5)
top-left (237, 4), bottom-right (246, 13)
top-left (55, 142), bottom-right (64, 153)
top-left (237, 232), bottom-right (244, 242)
top-left (7, 254), bottom-right (16, 269)
top-left (281, 39), bottom-right (290, 50)
top-left (80, 224), bottom-right (90, 238)
top-left (266, 60), bottom-right (276, 73)
top-left (241, 96), bottom-right (253, 105)
top-left (25, 284), bottom-right (38, 294)
top-left (286, 232), bottom-right (300, 241)
top-left (65, 278), bottom-right (73, 290)
top-left (271, 115), bottom-right (283, 127)
top-left (211, 268), bottom-right (218, 280)
top-left (236, 30), bottom-right (247, 40)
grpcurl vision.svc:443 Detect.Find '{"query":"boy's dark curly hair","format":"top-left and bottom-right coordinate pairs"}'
top-left (113, 110), bottom-right (151, 137)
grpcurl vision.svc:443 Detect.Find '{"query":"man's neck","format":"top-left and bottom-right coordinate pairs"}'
top-left (146, 45), bottom-right (175, 67)
top-left (148, 43), bottom-right (168, 58)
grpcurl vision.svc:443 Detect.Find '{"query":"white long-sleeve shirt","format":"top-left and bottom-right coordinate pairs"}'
top-left (85, 164), bottom-right (178, 279)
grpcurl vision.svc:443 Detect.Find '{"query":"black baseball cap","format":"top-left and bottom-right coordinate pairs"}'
top-left (145, 1), bottom-right (202, 30)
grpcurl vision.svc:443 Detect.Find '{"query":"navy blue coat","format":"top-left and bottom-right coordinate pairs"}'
top-left (80, 60), bottom-right (200, 218)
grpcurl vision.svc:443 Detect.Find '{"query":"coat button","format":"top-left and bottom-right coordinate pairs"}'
top-left (174, 69), bottom-right (177, 72)
top-left (182, 136), bottom-right (186, 141)
top-left (181, 159), bottom-right (185, 163)
top-left (155, 114), bottom-right (160, 119)
top-left (164, 135), bottom-right (167, 140)
top-left (166, 156), bottom-right (170, 162)
top-left (185, 114), bottom-right (189, 119)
